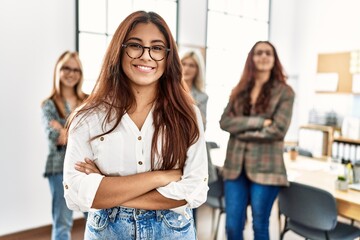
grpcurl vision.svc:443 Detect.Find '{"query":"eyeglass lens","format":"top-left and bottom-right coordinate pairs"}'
top-left (123, 43), bottom-right (168, 61)
top-left (254, 50), bottom-right (273, 56)
top-left (182, 62), bottom-right (197, 68)
top-left (61, 66), bottom-right (81, 75)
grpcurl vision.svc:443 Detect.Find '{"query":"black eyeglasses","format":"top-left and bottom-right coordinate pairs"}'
top-left (61, 66), bottom-right (82, 75)
top-left (254, 50), bottom-right (273, 57)
top-left (122, 43), bottom-right (170, 61)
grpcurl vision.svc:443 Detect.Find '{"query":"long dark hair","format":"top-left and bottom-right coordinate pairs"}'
top-left (68, 11), bottom-right (199, 170)
top-left (229, 41), bottom-right (287, 115)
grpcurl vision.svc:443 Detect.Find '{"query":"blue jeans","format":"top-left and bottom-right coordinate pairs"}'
top-left (85, 206), bottom-right (196, 240)
top-left (224, 173), bottom-right (280, 240)
top-left (48, 173), bottom-right (73, 240)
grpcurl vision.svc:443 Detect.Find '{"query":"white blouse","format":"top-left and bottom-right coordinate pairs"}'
top-left (63, 106), bottom-right (209, 213)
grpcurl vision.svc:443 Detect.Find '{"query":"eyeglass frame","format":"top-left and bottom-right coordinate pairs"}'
top-left (121, 43), bottom-right (171, 61)
top-left (60, 66), bottom-right (82, 75)
top-left (253, 49), bottom-right (274, 57)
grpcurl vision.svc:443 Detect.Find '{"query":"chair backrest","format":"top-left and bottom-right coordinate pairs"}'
top-left (298, 147), bottom-right (313, 157)
top-left (208, 168), bottom-right (224, 198)
top-left (278, 182), bottom-right (337, 231)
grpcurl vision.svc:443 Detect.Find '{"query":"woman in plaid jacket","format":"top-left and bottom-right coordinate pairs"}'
top-left (220, 41), bottom-right (295, 240)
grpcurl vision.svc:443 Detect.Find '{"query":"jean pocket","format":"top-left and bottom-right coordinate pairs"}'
top-left (87, 209), bottom-right (109, 231)
top-left (162, 210), bottom-right (192, 232)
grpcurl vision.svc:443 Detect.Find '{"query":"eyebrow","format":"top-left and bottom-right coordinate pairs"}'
top-left (126, 37), bottom-right (166, 45)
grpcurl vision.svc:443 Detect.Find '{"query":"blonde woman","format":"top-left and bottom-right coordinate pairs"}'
top-left (181, 50), bottom-right (219, 225)
top-left (181, 50), bottom-right (208, 129)
top-left (41, 51), bottom-right (87, 240)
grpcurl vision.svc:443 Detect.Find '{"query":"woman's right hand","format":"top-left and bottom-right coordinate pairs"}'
top-left (75, 158), bottom-right (102, 175)
top-left (50, 120), bottom-right (63, 131)
top-left (263, 119), bottom-right (272, 127)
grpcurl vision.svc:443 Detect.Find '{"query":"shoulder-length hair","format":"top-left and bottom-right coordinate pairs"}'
top-left (70, 11), bottom-right (199, 170)
top-left (229, 41), bottom-right (287, 114)
top-left (42, 51), bottom-right (87, 118)
top-left (181, 50), bottom-right (206, 92)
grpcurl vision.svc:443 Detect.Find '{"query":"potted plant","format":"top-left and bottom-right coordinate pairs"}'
top-left (335, 175), bottom-right (348, 191)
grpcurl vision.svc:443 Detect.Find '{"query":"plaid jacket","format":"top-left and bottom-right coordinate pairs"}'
top-left (220, 81), bottom-right (295, 186)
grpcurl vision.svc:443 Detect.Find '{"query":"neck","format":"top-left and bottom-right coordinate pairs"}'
top-left (61, 86), bottom-right (77, 100)
top-left (255, 71), bottom-right (271, 87)
top-left (131, 85), bottom-right (156, 112)
top-left (184, 78), bottom-right (193, 90)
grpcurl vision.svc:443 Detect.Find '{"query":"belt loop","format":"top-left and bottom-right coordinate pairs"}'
top-left (156, 210), bottom-right (162, 222)
top-left (108, 207), bottom-right (119, 222)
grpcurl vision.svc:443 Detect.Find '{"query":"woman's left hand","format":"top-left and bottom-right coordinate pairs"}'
top-left (75, 158), bottom-right (102, 175)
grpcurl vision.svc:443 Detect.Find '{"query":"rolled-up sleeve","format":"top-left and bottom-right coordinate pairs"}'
top-left (235, 87), bottom-right (295, 141)
top-left (156, 107), bottom-right (209, 209)
top-left (63, 114), bottom-right (104, 212)
top-left (219, 102), bottom-right (264, 134)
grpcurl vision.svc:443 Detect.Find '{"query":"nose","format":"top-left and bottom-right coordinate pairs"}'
top-left (140, 47), bottom-right (152, 60)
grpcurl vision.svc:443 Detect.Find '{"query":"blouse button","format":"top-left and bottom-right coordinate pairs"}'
top-left (100, 137), bottom-right (104, 141)
top-left (204, 177), bottom-right (207, 182)
top-left (138, 161), bottom-right (143, 165)
top-left (138, 136), bottom-right (142, 141)
top-left (64, 185), bottom-right (69, 190)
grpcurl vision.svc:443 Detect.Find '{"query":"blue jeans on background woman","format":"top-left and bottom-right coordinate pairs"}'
top-left (224, 173), bottom-right (280, 240)
top-left (48, 173), bottom-right (73, 240)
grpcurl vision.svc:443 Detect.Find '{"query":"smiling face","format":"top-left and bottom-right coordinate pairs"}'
top-left (59, 57), bottom-right (82, 89)
top-left (252, 42), bottom-right (275, 73)
top-left (122, 23), bottom-right (167, 92)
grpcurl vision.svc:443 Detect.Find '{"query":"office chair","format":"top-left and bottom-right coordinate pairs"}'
top-left (297, 147), bottom-right (313, 157)
top-left (206, 167), bottom-right (225, 240)
top-left (278, 181), bottom-right (360, 240)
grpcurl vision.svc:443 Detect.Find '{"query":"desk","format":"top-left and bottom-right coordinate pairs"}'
top-left (285, 154), bottom-right (360, 222)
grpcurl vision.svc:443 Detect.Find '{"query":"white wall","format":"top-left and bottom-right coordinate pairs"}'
top-left (0, 0), bottom-right (76, 235)
top-left (271, 0), bottom-right (360, 132)
top-left (178, 0), bottom-right (207, 48)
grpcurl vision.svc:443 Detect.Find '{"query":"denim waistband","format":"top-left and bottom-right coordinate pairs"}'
top-left (105, 206), bottom-right (165, 222)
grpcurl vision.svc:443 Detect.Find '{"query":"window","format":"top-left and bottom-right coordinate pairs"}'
top-left (205, 0), bottom-right (270, 147)
top-left (77, 0), bottom-right (178, 93)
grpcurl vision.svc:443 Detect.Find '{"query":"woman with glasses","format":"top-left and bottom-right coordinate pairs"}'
top-left (41, 51), bottom-right (88, 240)
top-left (220, 41), bottom-right (295, 240)
top-left (180, 50), bottom-right (218, 223)
top-left (181, 50), bottom-right (208, 129)
top-left (63, 11), bottom-right (208, 240)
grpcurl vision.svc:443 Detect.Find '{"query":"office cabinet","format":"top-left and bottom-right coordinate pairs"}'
top-left (332, 137), bottom-right (360, 163)
top-left (298, 124), bottom-right (337, 158)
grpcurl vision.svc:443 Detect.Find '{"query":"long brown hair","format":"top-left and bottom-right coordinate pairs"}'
top-left (229, 41), bottom-right (287, 115)
top-left (42, 51), bottom-right (87, 118)
top-left (70, 11), bottom-right (199, 170)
